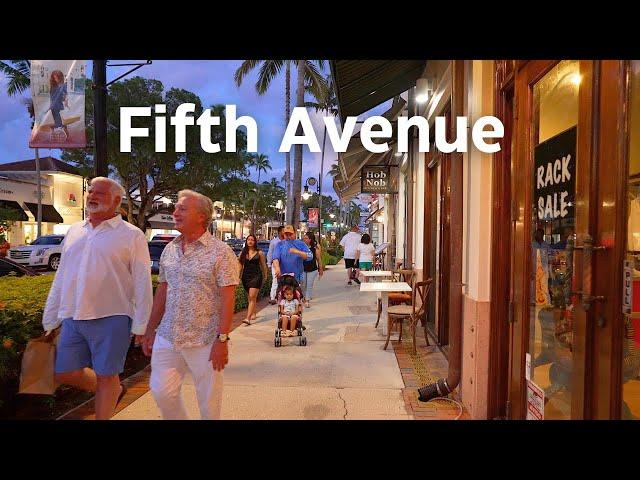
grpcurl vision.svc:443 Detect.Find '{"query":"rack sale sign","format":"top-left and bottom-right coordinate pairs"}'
top-left (534, 126), bottom-right (576, 222)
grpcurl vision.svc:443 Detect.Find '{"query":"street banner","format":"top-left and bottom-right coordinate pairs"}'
top-left (308, 208), bottom-right (319, 228)
top-left (29, 60), bottom-right (87, 148)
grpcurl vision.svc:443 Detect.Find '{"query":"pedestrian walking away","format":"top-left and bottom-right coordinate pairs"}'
top-left (340, 225), bottom-right (362, 286)
top-left (266, 226), bottom-right (284, 304)
top-left (301, 231), bottom-right (323, 308)
top-left (42, 177), bottom-right (153, 420)
top-left (141, 189), bottom-right (239, 420)
top-left (355, 233), bottom-right (375, 282)
top-left (239, 234), bottom-right (268, 325)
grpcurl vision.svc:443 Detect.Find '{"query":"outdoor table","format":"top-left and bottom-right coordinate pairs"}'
top-left (360, 281), bottom-right (412, 337)
top-left (360, 270), bottom-right (393, 280)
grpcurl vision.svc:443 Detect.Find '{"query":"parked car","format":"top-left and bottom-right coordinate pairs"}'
top-left (151, 234), bottom-right (178, 242)
top-left (257, 240), bottom-right (270, 256)
top-left (225, 238), bottom-right (244, 256)
top-left (0, 257), bottom-right (40, 277)
top-left (148, 241), bottom-right (169, 274)
top-left (8, 235), bottom-right (64, 271)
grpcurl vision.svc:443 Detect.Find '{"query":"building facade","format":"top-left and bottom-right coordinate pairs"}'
top-left (332, 59), bottom-right (640, 420)
top-left (0, 157), bottom-right (84, 246)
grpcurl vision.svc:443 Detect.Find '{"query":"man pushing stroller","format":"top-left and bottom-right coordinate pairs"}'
top-left (272, 225), bottom-right (313, 339)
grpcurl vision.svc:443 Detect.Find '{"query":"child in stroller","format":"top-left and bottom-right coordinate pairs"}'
top-left (274, 274), bottom-right (307, 347)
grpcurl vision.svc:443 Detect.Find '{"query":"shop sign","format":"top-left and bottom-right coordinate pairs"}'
top-left (534, 126), bottom-right (576, 221)
top-left (361, 166), bottom-right (391, 194)
top-left (526, 380), bottom-right (545, 420)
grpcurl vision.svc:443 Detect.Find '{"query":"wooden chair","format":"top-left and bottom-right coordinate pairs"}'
top-left (384, 279), bottom-right (432, 354)
top-left (374, 269), bottom-right (415, 328)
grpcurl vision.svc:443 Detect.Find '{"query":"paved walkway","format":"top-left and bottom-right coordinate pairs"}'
top-left (114, 261), bottom-right (411, 420)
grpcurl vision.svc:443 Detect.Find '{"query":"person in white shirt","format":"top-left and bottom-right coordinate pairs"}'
top-left (355, 233), bottom-right (376, 282)
top-left (267, 226), bottom-right (284, 304)
top-left (339, 225), bottom-right (362, 286)
top-left (42, 177), bottom-right (153, 420)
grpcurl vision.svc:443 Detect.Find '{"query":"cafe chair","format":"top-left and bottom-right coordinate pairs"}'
top-left (384, 279), bottom-right (432, 354)
top-left (374, 269), bottom-right (415, 328)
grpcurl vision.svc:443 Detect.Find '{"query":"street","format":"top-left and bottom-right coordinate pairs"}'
top-left (113, 261), bottom-right (411, 420)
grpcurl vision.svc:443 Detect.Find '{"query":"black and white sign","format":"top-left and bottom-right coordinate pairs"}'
top-left (534, 126), bottom-right (576, 221)
top-left (361, 166), bottom-right (391, 194)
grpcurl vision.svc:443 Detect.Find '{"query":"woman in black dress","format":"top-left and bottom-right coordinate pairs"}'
top-left (238, 234), bottom-right (268, 325)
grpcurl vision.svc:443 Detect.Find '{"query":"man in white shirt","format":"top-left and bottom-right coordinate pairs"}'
top-left (141, 190), bottom-right (239, 420)
top-left (340, 225), bottom-right (363, 286)
top-left (42, 177), bottom-right (153, 420)
top-left (266, 226), bottom-right (284, 304)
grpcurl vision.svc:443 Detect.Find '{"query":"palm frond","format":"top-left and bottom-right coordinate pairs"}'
top-left (234, 60), bottom-right (262, 87)
top-left (0, 60), bottom-right (31, 96)
top-left (256, 60), bottom-right (285, 95)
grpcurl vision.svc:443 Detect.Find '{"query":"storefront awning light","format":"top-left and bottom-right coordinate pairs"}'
top-left (415, 77), bottom-right (433, 104)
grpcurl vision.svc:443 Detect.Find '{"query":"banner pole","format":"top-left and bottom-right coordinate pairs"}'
top-left (35, 147), bottom-right (42, 238)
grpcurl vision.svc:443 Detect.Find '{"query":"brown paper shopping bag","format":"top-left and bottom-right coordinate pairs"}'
top-left (18, 329), bottom-right (60, 395)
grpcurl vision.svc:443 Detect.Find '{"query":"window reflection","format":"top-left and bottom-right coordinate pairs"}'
top-left (623, 60), bottom-right (640, 420)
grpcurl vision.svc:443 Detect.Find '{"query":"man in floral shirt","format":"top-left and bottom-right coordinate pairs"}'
top-left (142, 189), bottom-right (239, 420)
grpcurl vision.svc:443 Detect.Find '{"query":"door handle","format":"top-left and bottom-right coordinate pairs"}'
top-left (567, 234), bottom-right (607, 325)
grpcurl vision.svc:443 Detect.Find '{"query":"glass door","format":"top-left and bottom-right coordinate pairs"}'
top-left (510, 60), bottom-right (594, 420)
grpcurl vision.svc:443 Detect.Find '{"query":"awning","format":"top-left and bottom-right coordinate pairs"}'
top-left (0, 200), bottom-right (28, 221)
top-left (330, 60), bottom-right (427, 123)
top-left (333, 98), bottom-right (404, 202)
top-left (23, 202), bottom-right (64, 223)
top-left (149, 221), bottom-right (175, 229)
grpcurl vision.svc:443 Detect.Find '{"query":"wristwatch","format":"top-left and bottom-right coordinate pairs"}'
top-left (217, 333), bottom-right (230, 343)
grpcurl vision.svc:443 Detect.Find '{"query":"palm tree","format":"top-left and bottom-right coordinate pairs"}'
top-left (234, 60), bottom-right (328, 228)
top-left (292, 60), bottom-right (328, 229)
top-left (305, 74), bottom-right (338, 238)
top-left (249, 153), bottom-right (271, 234)
top-left (234, 60), bottom-right (293, 227)
top-left (0, 60), bottom-right (44, 239)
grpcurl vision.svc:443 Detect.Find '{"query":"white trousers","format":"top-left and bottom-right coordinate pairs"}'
top-left (270, 265), bottom-right (278, 300)
top-left (150, 335), bottom-right (224, 420)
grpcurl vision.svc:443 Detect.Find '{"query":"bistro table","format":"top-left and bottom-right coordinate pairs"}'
top-left (360, 281), bottom-right (412, 337)
top-left (360, 270), bottom-right (394, 281)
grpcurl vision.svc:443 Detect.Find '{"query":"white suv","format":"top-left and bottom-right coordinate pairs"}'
top-left (8, 235), bottom-right (64, 271)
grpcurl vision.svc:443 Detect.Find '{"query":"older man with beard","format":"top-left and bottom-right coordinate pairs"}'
top-left (42, 177), bottom-right (153, 420)
top-left (141, 189), bottom-right (239, 420)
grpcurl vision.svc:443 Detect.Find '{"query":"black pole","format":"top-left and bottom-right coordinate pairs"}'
top-left (93, 60), bottom-right (108, 178)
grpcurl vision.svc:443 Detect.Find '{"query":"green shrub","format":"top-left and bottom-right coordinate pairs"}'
top-left (321, 251), bottom-right (339, 266)
top-left (0, 269), bottom-right (273, 402)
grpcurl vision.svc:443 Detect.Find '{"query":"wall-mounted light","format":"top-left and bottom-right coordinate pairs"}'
top-left (376, 214), bottom-right (384, 223)
top-left (415, 77), bottom-right (433, 104)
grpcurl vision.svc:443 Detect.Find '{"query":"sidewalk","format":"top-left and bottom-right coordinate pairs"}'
top-left (113, 261), bottom-right (410, 420)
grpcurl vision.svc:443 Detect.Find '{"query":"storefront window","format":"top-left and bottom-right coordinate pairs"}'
top-left (528, 60), bottom-right (579, 419)
top-left (622, 60), bottom-right (640, 420)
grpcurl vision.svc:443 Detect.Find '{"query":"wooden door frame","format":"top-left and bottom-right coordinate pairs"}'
top-left (488, 60), bottom-right (515, 419)
top-left (509, 59), bottom-right (597, 419)
top-left (591, 60), bottom-right (628, 419)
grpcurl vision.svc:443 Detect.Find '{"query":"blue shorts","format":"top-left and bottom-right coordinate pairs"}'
top-left (55, 315), bottom-right (133, 376)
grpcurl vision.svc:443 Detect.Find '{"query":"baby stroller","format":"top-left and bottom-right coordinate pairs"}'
top-left (274, 274), bottom-right (307, 347)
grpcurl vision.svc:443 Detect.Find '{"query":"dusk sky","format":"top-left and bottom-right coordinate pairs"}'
top-left (0, 60), bottom-right (390, 202)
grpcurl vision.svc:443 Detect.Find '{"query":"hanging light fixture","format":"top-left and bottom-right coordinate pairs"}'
top-left (415, 77), bottom-right (433, 104)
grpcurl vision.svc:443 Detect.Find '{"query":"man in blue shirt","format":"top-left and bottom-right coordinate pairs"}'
top-left (272, 224), bottom-right (312, 283)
